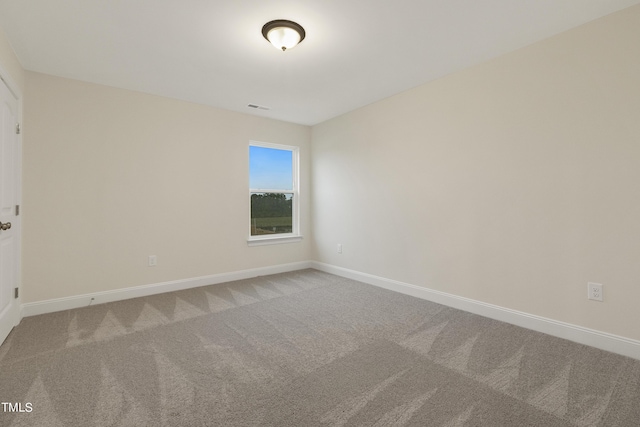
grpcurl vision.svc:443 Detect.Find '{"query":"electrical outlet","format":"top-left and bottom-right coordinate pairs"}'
top-left (337, 244), bottom-right (342, 254)
top-left (148, 255), bottom-right (157, 267)
top-left (588, 282), bottom-right (603, 301)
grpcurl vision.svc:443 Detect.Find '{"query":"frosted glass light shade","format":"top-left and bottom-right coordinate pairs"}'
top-left (262, 20), bottom-right (306, 51)
top-left (266, 27), bottom-right (301, 51)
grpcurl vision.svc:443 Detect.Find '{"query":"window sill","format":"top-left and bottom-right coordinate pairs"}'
top-left (247, 235), bottom-right (303, 247)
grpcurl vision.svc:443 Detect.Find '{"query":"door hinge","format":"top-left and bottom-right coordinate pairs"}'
top-left (15, 123), bottom-right (20, 135)
top-left (15, 205), bottom-right (19, 216)
top-left (14, 287), bottom-right (18, 299)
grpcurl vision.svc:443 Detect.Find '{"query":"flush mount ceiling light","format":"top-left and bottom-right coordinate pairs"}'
top-left (262, 20), bottom-right (305, 51)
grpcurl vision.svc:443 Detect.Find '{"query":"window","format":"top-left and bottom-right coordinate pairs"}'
top-left (248, 141), bottom-right (300, 245)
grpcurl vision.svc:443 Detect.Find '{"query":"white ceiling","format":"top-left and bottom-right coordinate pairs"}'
top-left (1, 0), bottom-right (639, 125)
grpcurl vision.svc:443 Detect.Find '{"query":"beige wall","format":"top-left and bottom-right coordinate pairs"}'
top-left (0, 27), bottom-right (24, 93)
top-left (311, 6), bottom-right (640, 340)
top-left (23, 72), bottom-right (311, 302)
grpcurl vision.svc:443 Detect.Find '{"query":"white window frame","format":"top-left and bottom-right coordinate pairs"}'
top-left (248, 141), bottom-right (302, 246)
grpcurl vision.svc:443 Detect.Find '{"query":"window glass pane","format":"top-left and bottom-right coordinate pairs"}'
top-left (249, 146), bottom-right (293, 190)
top-left (250, 192), bottom-right (293, 235)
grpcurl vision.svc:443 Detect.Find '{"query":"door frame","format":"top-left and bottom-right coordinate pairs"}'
top-left (0, 62), bottom-right (23, 343)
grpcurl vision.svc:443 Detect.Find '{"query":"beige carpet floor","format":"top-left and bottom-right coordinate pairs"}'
top-left (1, 269), bottom-right (639, 426)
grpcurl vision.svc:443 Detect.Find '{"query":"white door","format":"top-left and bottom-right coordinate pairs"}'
top-left (0, 77), bottom-right (19, 345)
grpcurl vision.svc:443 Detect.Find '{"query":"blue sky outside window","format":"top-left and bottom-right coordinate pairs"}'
top-left (249, 146), bottom-right (293, 191)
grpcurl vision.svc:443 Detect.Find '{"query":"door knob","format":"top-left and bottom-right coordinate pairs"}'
top-left (0, 222), bottom-right (11, 230)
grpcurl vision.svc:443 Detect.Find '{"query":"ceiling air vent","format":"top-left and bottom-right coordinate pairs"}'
top-left (247, 104), bottom-right (270, 110)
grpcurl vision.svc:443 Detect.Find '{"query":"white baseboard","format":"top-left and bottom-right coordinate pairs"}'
top-left (20, 259), bottom-right (640, 360)
top-left (21, 261), bottom-right (312, 318)
top-left (310, 261), bottom-right (640, 361)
